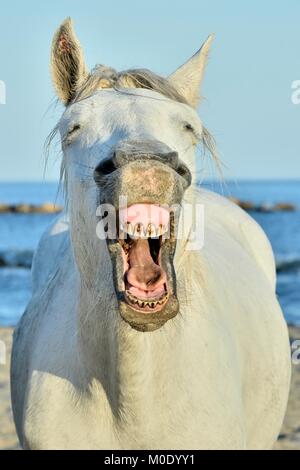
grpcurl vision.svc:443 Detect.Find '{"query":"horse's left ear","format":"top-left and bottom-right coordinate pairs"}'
top-left (168, 34), bottom-right (214, 108)
top-left (51, 17), bottom-right (89, 105)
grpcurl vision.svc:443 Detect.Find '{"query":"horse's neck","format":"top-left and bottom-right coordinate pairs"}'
top-left (76, 275), bottom-right (191, 426)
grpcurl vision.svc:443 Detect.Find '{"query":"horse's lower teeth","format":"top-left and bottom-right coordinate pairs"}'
top-left (125, 291), bottom-right (168, 308)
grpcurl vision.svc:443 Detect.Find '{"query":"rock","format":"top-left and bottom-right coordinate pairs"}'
top-left (0, 203), bottom-right (63, 214)
top-left (273, 202), bottom-right (296, 212)
top-left (255, 203), bottom-right (274, 213)
top-left (228, 197), bottom-right (255, 211)
top-left (0, 204), bottom-right (11, 213)
top-left (31, 202), bottom-right (62, 214)
top-left (228, 197), bottom-right (297, 213)
top-left (239, 200), bottom-right (256, 211)
top-left (13, 204), bottom-right (33, 213)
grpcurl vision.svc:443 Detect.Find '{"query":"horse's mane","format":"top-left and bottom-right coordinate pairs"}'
top-left (72, 65), bottom-right (189, 105)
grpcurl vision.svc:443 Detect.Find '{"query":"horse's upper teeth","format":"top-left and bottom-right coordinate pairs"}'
top-left (125, 222), bottom-right (134, 236)
top-left (157, 224), bottom-right (167, 236)
top-left (146, 223), bottom-right (156, 237)
top-left (134, 223), bottom-right (143, 237)
top-left (122, 221), bottom-right (168, 238)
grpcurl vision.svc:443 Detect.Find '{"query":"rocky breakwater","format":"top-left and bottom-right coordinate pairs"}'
top-left (228, 197), bottom-right (297, 213)
top-left (0, 202), bottom-right (63, 214)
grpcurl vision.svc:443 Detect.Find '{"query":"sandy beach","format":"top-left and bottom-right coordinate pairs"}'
top-left (0, 325), bottom-right (299, 450)
top-left (0, 328), bottom-right (19, 450)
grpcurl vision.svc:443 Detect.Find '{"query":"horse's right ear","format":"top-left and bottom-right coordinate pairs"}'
top-left (51, 18), bottom-right (89, 105)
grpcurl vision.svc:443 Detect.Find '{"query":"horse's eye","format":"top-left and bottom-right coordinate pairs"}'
top-left (184, 123), bottom-right (194, 132)
top-left (62, 124), bottom-right (81, 147)
top-left (68, 124), bottom-right (81, 135)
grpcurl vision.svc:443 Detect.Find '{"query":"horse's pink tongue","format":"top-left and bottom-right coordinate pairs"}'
top-left (127, 239), bottom-right (166, 295)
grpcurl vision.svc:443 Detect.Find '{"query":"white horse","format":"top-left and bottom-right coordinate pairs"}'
top-left (11, 18), bottom-right (291, 450)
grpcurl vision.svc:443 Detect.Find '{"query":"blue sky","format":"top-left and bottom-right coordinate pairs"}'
top-left (0, 0), bottom-right (299, 180)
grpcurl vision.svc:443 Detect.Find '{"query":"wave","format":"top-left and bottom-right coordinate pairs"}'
top-left (276, 255), bottom-right (300, 273)
top-left (0, 249), bottom-right (300, 274)
top-left (0, 249), bottom-right (33, 268)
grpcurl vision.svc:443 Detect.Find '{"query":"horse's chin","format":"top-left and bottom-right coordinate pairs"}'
top-left (119, 294), bottom-right (179, 332)
top-left (107, 203), bottom-right (179, 332)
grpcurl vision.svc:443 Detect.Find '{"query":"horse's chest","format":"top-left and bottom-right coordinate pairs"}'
top-left (24, 383), bottom-right (246, 449)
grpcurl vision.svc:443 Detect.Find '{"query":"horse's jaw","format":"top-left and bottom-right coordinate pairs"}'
top-left (107, 205), bottom-right (180, 332)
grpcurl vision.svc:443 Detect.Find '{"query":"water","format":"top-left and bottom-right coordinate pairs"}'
top-left (204, 180), bottom-right (300, 326)
top-left (0, 182), bottom-right (61, 325)
top-left (0, 180), bottom-right (299, 326)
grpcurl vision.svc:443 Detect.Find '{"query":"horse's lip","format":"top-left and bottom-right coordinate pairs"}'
top-left (123, 287), bottom-right (169, 313)
top-left (118, 292), bottom-right (179, 332)
top-left (118, 205), bottom-right (172, 313)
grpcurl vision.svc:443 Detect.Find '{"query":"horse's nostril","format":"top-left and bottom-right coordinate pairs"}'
top-left (94, 141), bottom-right (191, 188)
top-left (177, 163), bottom-right (192, 187)
top-left (94, 157), bottom-right (117, 181)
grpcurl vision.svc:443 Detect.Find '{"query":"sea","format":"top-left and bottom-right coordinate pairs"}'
top-left (0, 180), bottom-right (299, 326)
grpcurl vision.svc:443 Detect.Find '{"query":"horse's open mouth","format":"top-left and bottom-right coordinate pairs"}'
top-left (119, 204), bottom-right (171, 314)
top-left (108, 203), bottom-right (179, 331)
top-left (122, 241), bottom-right (169, 313)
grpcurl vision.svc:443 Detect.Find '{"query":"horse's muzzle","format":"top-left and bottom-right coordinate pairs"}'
top-left (94, 139), bottom-right (191, 191)
top-left (94, 140), bottom-right (191, 332)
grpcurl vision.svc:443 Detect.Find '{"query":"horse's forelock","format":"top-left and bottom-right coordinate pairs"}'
top-left (71, 66), bottom-right (189, 105)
